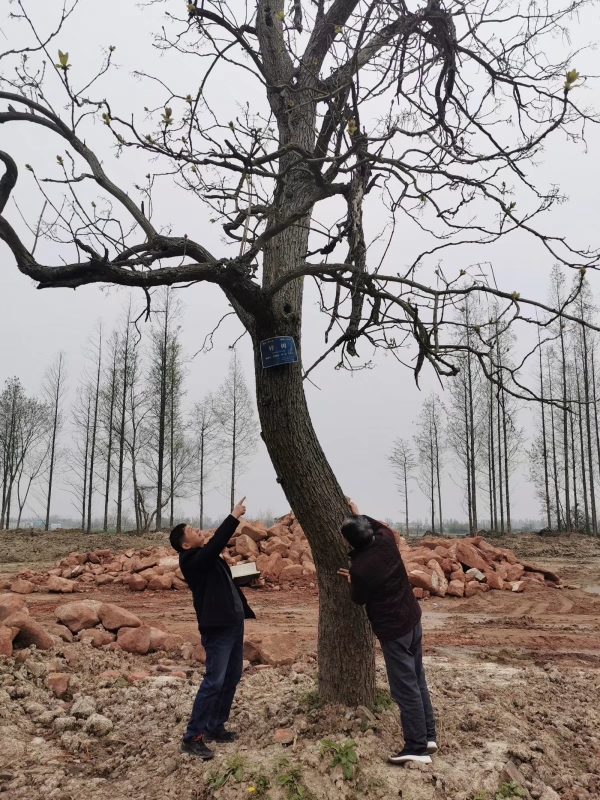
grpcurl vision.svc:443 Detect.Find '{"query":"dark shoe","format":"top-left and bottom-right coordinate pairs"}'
top-left (204, 728), bottom-right (237, 743)
top-left (388, 749), bottom-right (432, 765)
top-left (180, 735), bottom-right (214, 759)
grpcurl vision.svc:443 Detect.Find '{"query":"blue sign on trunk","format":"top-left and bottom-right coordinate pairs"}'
top-left (260, 336), bottom-right (298, 368)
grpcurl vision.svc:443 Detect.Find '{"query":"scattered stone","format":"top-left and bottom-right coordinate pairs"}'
top-left (273, 728), bottom-right (294, 745)
top-left (71, 695), bottom-right (97, 718)
top-left (45, 673), bottom-right (71, 699)
top-left (84, 713), bottom-right (113, 736)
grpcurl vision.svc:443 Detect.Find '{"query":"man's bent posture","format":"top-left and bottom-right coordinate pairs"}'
top-left (170, 497), bottom-right (254, 759)
top-left (338, 502), bottom-right (437, 765)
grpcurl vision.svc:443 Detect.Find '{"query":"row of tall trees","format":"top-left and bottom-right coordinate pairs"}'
top-left (0, 291), bottom-right (258, 531)
top-left (529, 268), bottom-right (600, 535)
top-left (390, 300), bottom-right (524, 535)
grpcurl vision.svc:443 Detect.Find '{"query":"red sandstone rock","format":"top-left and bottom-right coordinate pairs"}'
top-left (45, 673), bottom-right (71, 698)
top-left (47, 575), bottom-right (76, 593)
top-left (10, 579), bottom-right (36, 595)
top-left (0, 593), bottom-right (27, 622)
top-left (55, 601), bottom-right (101, 633)
top-left (0, 626), bottom-right (14, 656)
top-left (117, 626), bottom-right (152, 655)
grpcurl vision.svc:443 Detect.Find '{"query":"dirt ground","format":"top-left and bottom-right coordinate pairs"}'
top-left (1, 531), bottom-right (600, 800)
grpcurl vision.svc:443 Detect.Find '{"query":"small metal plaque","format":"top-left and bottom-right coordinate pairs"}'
top-left (260, 336), bottom-right (298, 368)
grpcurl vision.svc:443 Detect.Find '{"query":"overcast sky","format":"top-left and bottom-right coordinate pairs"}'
top-left (1, 1), bottom-right (600, 526)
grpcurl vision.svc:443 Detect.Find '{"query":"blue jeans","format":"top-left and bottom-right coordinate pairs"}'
top-left (184, 621), bottom-right (244, 739)
top-left (380, 622), bottom-right (436, 752)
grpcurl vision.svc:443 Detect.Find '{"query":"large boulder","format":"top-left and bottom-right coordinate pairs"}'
top-left (262, 552), bottom-right (284, 581)
top-left (257, 632), bottom-right (298, 666)
top-left (148, 574), bottom-right (173, 591)
top-left (456, 541), bottom-right (488, 573)
top-left (148, 628), bottom-right (184, 652)
top-left (4, 614), bottom-right (54, 650)
top-left (117, 625), bottom-right (152, 655)
top-left (47, 575), bottom-right (77, 593)
top-left (260, 537), bottom-right (289, 557)
top-left (505, 563), bottom-right (525, 582)
top-left (0, 626), bottom-right (15, 656)
top-left (98, 603), bottom-right (142, 631)
top-left (446, 580), bottom-right (465, 598)
top-left (237, 522), bottom-right (268, 543)
top-left (235, 534), bottom-right (260, 558)
top-left (280, 564), bottom-right (303, 583)
top-left (9, 579), bottom-right (36, 595)
top-left (0, 593), bottom-right (28, 623)
top-left (427, 560), bottom-right (449, 597)
top-left (407, 568), bottom-right (439, 595)
top-left (125, 574), bottom-right (148, 591)
top-left (78, 629), bottom-right (116, 647)
top-left (266, 522), bottom-right (290, 539)
top-left (56, 601), bottom-right (101, 633)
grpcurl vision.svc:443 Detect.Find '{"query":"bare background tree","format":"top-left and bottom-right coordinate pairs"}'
top-left (214, 350), bottom-right (259, 512)
top-left (388, 438), bottom-right (416, 535)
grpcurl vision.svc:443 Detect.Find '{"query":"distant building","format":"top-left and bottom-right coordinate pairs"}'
top-left (49, 523), bottom-right (63, 531)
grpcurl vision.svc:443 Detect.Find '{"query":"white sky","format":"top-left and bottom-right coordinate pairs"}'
top-left (1, 1), bottom-right (600, 526)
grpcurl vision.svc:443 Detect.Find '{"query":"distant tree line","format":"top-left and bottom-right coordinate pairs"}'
top-left (0, 289), bottom-right (258, 531)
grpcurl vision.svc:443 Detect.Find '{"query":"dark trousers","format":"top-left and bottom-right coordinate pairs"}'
top-left (380, 621), bottom-right (436, 752)
top-left (184, 620), bottom-right (244, 739)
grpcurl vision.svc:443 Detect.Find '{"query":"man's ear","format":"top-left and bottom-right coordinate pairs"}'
top-left (181, 540), bottom-right (192, 550)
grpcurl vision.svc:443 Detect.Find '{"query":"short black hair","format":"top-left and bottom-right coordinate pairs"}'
top-left (341, 515), bottom-right (374, 550)
top-left (170, 522), bottom-right (188, 553)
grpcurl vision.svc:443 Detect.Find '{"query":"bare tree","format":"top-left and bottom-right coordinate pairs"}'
top-left (2, 0), bottom-right (600, 702)
top-left (414, 394), bottom-right (445, 534)
top-left (0, 379), bottom-right (49, 528)
top-left (83, 323), bottom-right (103, 532)
top-left (213, 350), bottom-right (259, 512)
top-left (41, 352), bottom-right (67, 531)
top-left (191, 396), bottom-right (219, 529)
top-left (100, 332), bottom-right (119, 531)
top-left (388, 438), bottom-right (416, 536)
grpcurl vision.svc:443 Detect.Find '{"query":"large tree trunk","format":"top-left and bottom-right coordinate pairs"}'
top-left (252, 344), bottom-right (375, 706)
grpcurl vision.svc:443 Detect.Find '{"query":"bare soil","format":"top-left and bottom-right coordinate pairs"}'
top-left (1, 530), bottom-right (600, 800)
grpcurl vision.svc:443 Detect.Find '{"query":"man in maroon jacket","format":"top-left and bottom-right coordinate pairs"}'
top-left (338, 502), bottom-right (437, 765)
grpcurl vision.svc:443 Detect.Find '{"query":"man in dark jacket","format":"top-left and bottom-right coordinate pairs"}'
top-left (338, 501), bottom-right (437, 765)
top-left (170, 497), bottom-right (254, 759)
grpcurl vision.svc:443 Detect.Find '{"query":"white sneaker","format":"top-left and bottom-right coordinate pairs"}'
top-left (388, 751), bottom-right (432, 765)
top-left (427, 741), bottom-right (438, 754)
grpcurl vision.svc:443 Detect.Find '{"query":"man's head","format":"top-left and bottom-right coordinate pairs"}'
top-left (170, 523), bottom-right (205, 553)
top-left (341, 515), bottom-right (374, 551)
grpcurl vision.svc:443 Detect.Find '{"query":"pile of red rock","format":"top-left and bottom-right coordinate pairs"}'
top-left (2, 513), bottom-right (316, 595)
top-left (53, 600), bottom-right (185, 654)
top-left (1, 514), bottom-right (560, 600)
top-left (398, 534), bottom-right (562, 598)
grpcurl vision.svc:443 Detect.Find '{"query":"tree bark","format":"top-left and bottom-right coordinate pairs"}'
top-left (252, 341), bottom-right (375, 706)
